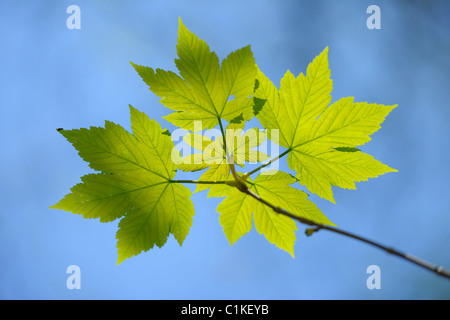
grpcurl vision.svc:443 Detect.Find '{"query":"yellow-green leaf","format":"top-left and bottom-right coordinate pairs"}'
top-left (51, 105), bottom-right (194, 264)
top-left (255, 48), bottom-right (397, 202)
top-left (215, 171), bottom-right (335, 256)
top-left (131, 18), bottom-right (257, 131)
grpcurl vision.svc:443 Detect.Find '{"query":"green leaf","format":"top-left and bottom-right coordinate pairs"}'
top-left (116, 182), bottom-right (193, 264)
top-left (255, 48), bottom-right (397, 203)
top-left (194, 163), bottom-right (230, 193)
top-left (226, 126), bottom-right (269, 165)
top-left (177, 134), bottom-right (224, 173)
top-left (51, 105), bottom-right (194, 264)
top-left (183, 133), bottom-right (214, 151)
top-left (178, 123), bottom-right (269, 195)
top-left (131, 18), bottom-right (257, 131)
top-left (215, 171), bottom-right (335, 256)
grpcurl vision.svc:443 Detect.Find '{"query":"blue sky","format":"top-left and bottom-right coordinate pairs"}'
top-left (1, 0), bottom-right (449, 299)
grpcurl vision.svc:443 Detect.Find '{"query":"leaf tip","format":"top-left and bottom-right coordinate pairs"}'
top-left (316, 46), bottom-right (330, 64)
top-left (116, 256), bottom-right (125, 266)
top-left (178, 17), bottom-right (187, 31)
top-left (283, 69), bottom-right (295, 78)
top-left (287, 247), bottom-right (295, 258)
top-left (389, 104), bottom-right (399, 112)
top-left (116, 246), bottom-right (129, 265)
top-left (128, 104), bottom-right (137, 113)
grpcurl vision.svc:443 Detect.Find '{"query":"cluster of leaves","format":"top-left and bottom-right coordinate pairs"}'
top-left (51, 18), bottom-right (396, 264)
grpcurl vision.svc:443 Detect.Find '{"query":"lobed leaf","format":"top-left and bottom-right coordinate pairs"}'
top-left (255, 48), bottom-right (397, 202)
top-left (215, 172), bottom-right (335, 256)
top-left (51, 106), bottom-right (195, 264)
top-left (131, 18), bottom-right (257, 131)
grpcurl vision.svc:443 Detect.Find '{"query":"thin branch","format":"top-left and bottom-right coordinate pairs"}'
top-left (178, 125), bottom-right (450, 278)
top-left (241, 186), bottom-right (450, 279)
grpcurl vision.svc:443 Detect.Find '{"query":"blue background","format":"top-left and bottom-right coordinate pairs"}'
top-left (1, 0), bottom-right (449, 299)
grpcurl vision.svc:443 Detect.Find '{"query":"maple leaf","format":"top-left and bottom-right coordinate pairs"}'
top-left (50, 106), bottom-right (194, 264)
top-left (214, 171), bottom-right (335, 256)
top-left (254, 47), bottom-right (397, 203)
top-left (131, 18), bottom-right (257, 131)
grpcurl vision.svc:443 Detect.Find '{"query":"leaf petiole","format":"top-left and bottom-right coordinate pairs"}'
top-left (169, 179), bottom-right (230, 185)
top-left (246, 148), bottom-right (291, 177)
